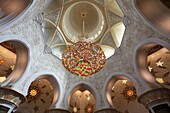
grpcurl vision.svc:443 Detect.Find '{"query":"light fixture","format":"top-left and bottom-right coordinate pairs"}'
top-left (0, 59), bottom-right (5, 64)
top-left (122, 85), bottom-right (137, 102)
top-left (73, 107), bottom-right (78, 113)
top-left (62, 13), bottom-right (106, 78)
top-left (30, 89), bottom-right (37, 97)
top-left (27, 86), bottom-right (41, 100)
top-left (62, 41), bottom-right (106, 78)
top-left (127, 90), bottom-right (134, 97)
top-left (85, 103), bottom-right (94, 113)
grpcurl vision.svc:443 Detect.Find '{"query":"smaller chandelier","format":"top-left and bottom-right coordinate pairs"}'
top-left (122, 85), bottom-right (137, 102)
top-left (62, 41), bottom-right (106, 78)
top-left (0, 59), bottom-right (5, 65)
top-left (30, 89), bottom-right (37, 97)
top-left (27, 86), bottom-right (41, 100)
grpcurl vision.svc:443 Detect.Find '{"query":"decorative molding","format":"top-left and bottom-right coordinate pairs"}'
top-left (33, 13), bottom-right (44, 25)
top-left (64, 81), bottom-right (102, 109)
top-left (44, 45), bottom-right (52, 54)
top-left (123, 16), bottom-right (133, 27)
top-left (138, 88), bottom-right (170, 107)
top-left (107, 11), bottom-right (123, 27)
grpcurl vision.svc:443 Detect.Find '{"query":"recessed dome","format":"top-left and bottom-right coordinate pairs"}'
top-left (62, 1), bottom-right (105, 43)
top-left (68, 2), bottom-right (99, 34)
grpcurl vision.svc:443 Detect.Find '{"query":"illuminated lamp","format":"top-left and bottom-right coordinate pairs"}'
top-left (62, 41), bottom-right (106, 78)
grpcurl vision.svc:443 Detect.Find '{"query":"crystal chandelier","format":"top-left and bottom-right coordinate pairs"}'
top-left (62, 14), bottom-right (106, 78)
top-left (62, 41), bottom-right (106, 78)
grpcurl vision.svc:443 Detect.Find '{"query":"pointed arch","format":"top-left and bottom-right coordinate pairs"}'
top-left (64, 81), bottom-right (101, 109)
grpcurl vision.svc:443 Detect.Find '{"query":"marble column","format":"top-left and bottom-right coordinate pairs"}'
top-left (138, 88), bottom-right (170, 113)
top-left (94, 108), bottom-right (120, 113)
top-left (46, 108), bottom-right (71, 113)
top-left (0, 87), bottom-right (26, 113)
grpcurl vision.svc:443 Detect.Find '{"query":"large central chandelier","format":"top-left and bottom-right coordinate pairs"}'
top-left (62, 12), bottom-right (106, 78)
top-left (62, 41), bottom-right (106, 78)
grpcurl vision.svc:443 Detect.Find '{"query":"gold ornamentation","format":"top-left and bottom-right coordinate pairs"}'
top-left (27, 86), bottom-right (41, 100)
top-left (122, 85), bottom-right (137, 101)
top-left (122, 80), bottom-right (127, 84)
top-left (156, 61), bottom-right (164, 67)
top-left (148, 66), bottom-right (152, 72)
top-left (30, 89), bottom-right (37, 97)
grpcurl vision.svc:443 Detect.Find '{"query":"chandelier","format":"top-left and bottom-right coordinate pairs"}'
top-left (62, 14), bottom-right (106, 78)
top-left (62, 41), bottom-right (106, 78)
top-left (122, 85), bottom-right (137, 102)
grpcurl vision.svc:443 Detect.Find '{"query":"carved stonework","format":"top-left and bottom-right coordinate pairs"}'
top-left (46, 109), bottom-right (71, 113)
top-left (33, 13), bottom-right (44, 25)
top-left (123, 16), bottom-right (133, 27)
top-left (94, 108), bottom-right (120, 113)
top-left (138, 88), bottom-right (170, 107)
top-left (0, 87), bottom-right (26, 107)
top-left (44, 45), bottom-right (52, 54)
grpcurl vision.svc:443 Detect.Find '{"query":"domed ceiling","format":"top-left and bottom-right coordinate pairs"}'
top-left (60, 0), bottom-right (107, 43)
top-left (42, 0), bottom-right (125, 60)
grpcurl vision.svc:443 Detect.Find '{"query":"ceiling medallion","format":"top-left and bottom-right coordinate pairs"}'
top-left (122, 85), bottom-right (137, 102)
top-left (62, 41), bottom-right (106, 78)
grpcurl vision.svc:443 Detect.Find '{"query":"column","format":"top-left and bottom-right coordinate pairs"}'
top-left (46, 108), bottom-right (70, 113)
top-left (94, 108), bottom-right (120, 113)
top-left (138, 88), bottom-right (170, 113)
top-left (0, 87), bottom-right (26, 113)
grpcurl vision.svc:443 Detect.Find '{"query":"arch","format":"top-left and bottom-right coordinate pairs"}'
top-left (132, 0), bottom-right (170, 36)
top-left (20, 71), bottom-right (62, 107)
top-left (65, 81), bottom-right (101, 109)
top-left (0, 35), bottom-right (31, 86)
top-left (0, 0), bottom-right (35, 32)
top-left (134, 38), bottom-right (170, 88)
top-left (102, 72), bottom-right (141, 107)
